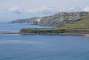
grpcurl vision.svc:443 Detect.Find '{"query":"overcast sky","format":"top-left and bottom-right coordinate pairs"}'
top-left (0, 0), bottom-right (89, 22)
top-left (0, 0), bottom-right (89, 12)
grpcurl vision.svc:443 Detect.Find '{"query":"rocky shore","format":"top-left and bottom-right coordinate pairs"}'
top-left (0, 31), bottom-right (86, 36)
top-left (0, 29), bottom-right (89, 37)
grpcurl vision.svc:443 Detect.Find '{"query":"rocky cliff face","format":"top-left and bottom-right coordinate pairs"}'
top-left (11, 12), bottom-right (89, 27)
top-left (38, 12), bottom-right (89, 27)
top-left (11, 17), bottom-right (40, 24)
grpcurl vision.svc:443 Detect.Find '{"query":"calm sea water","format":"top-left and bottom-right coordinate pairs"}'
top-left (0, 23), bottom-right (89, 60)
top-left (0, 23), bottom-right (52, 32)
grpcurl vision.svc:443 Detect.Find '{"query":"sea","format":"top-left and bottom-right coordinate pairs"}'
top-left (0, 23), bottom-right (89, 60)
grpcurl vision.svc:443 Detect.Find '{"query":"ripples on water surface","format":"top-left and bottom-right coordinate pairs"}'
top-left (0, 35), bottom-right (89, 60)
top-left (0, 23), bottom-right (89, 60)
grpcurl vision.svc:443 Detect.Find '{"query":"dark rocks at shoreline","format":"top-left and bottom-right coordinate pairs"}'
top-left (19, 28), bottom-right (89, 36)
top-left (0, 32), bottom-right (85, 36)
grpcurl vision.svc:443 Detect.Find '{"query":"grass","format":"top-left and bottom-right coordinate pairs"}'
top-left (59, 15), bottom-right (89, 29)
top-left (20, 15), bottom-right (89, 34)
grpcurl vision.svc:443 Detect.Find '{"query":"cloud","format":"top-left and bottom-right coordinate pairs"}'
top-left (8, 6), bottom-right (24, 14)
top-left (83, 6), bottom-right (89, 12)
top-left (8, 7), bottom-right (20, 12)
top-left (0, 0), bottom-right (88, 12)
top-left (8, 5), bottom-right (59, 14)
top-left (26, 6), bottom-right (49, 13)
top-left (0, 0), bottom-right (89, 22)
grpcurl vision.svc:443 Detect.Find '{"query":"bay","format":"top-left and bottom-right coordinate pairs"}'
top-left (0, 23), bottom-right (89, 60)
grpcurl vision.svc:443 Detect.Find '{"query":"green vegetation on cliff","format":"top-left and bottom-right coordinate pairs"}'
top-left (19, 12), bottom-right (89, 34)
top-left (11, 12), bottom-right (89, 27)
top-left (20, 28), bottom-right (67, 34)
top-left (60, 15), bottom-right (89, 29)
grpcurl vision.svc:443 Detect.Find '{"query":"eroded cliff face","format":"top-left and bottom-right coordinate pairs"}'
top-left (11, 12), bottom-right (89, 27)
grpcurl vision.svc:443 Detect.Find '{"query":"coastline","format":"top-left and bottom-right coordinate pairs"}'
top-left (0, 32), bottom-right (88, 36)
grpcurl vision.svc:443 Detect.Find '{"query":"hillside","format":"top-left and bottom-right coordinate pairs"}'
top-left (60, 15), bottom-right (89, 29)
top-left (11, 17), bottom-right (40, 24)
top-left (19, 13), bottom-right (89, 34)
top-left (11, 12), bottom-right (89, 27)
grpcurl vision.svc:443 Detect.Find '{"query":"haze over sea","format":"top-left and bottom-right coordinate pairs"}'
top-left (0, 23), bottom-right (88, 60)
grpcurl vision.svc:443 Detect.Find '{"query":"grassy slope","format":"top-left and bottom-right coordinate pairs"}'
top-left (20, 15), bottom-right (89, 34)
top-left (60, 15), bottom-right (89, 29)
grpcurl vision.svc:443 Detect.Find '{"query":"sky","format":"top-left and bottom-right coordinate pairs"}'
top-left (0, 0), bottom-right (89, 22)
